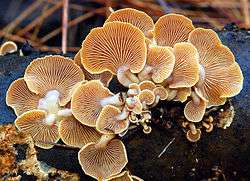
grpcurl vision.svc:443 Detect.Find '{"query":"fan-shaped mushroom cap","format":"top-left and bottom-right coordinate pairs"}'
top-left (71, 80), bottom-right (113, 127)
top-left (168, 42), bottom-right (200, 88)
top-left (15, 110), bottom-right (59, 149)
top-left (74, 49), bottom-right (113, 87)
top-left (59, 116), bottom-right (101, 148)
top-left (153, 86), bottom-right (168, 100)
top-left (154, 14), bottom-right (195, 47)
top-left (24, 55), bottom-right (84, 106)
top-left (186, 128), bottom-right (201, 142)
top-left (184, 97), bottom-right (207, 123)
top-left (96, 105), bottom-right (129, 134)
top-left (105, 8), bottom-right (154, 37)
top-left (78, 138), bottom-right (128, 180)
top-left (0, 41), bottom-right (17, 55)
top-left (188, 28), bottom-right (243, 106)
top-left (6, 78), bottom-right (41, 116)
top-left (139, 80), bottom-right (156, 91)
top-left (107, 171), bottom-right (133, 181)
top-left (81, 21), bottom-right (147, 75)
top-left (138, 45), bottom-right (175, 83)
top-left (139, 89), bottom-right (155, 105)
top-left (127, 83), bottom-right (140, 97)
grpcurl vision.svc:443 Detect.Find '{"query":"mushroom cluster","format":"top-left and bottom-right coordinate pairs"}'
top-left (6, 8), bottom-right (243, 180)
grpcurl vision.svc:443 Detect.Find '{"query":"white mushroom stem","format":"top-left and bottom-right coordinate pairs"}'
top-left (140, 121), bottom-right (151, 134)
top-left (57, 108), bottom-right (72, 117)
top-left (115, 108), bottom-right (129, 121)
top-left (117, 66), bottom-right (139, 87)
top-left (44, 114), bottom-right (56, 126)
top-left (189, 123), bottom-right (197, 135)
top-left (138, 65), bottom-right (153, 81)
top-left (196, 64), bottom-right (206, 88)
top-left (125, 97), bottom-right (138, 109)
top-left (100, 93), bottom-right (123, 107)
top-left (95, 134), bottom-right (115, 149)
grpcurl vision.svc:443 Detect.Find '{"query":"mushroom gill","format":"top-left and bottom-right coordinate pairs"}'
top-left (15, 110), bottom-right (60, 149)
top-left (105, 8), bottom-right (154, 37)
top-left (188, 28), bottom-right (243, 107)
top-left (81, 21), bottom-right (147, 87)
top-left (78, 135), bottom-right (128, 180)
top-left (24, 55), bottom-right (84, 106)
top-left (138, 45), bottom-right (175, 83)
top-left (71, 80), bottom-right (123, 127)
top-left (154, 14), bottom-right (195, 47)
top-left (59, 116), bottom-right (102, 148)
top-left (6, 78), bottom-right (41, 116)
top-left (96, 105), bottom-right (129, 134)
top-left (74, 49), bottom-right (113, 87)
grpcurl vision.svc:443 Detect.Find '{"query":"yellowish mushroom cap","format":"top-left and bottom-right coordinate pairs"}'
top-left (154, 14), bottom-right (195, 47)
top-left (74, 49), bottom-right (113, 87)
top-left (153, 86), bottom-right (168, 100)
top-left (6, 78), bottom-right (41, 116)
top-left (24, 55), bottom-right (84, 106)
top-left (184, 98), bottom-right (207, 123)
top-left (107, 171), bottom-right (133, 181)
top-left (138, 89), bottom-right (155, 105)
top-left (78, 139), bottom-right (128, 180)
top-left (0, 41), bottom-right (17, 55)
top-left (105, 8), bottom-right (154, 36)
top-left (138, 45), bottom-right (175, 83)
top-left (168, 42), bottom-right (200, 88)
top-left (59, 116), bottom-right (101, 148)
top-left (96, 105), bottom-right (129, 134)
top-left (15, 109), bottom-right (60, 149)
top-left (188, 28), bottom-right (243, 106)
top-left (81, 21), bottom-right (147, 75)
top-left (139, 80), bottom-right (156, 91)
top-left (71, 80), bottom-right (113, 127)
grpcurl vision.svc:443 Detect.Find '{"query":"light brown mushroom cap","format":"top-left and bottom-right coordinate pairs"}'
top-left (175, 87), bottom-right (191, 102)
top-left (154, 14), bottom-right (195, 47)
top-left (184, 98), bottom-right (207, 123)
top-left (74, 49), bottom-right (113, 87)
top-left (71, 80), bottom-right (113, 127)
top-left (78, 139), bottom-right (128, 180)
top-left (59, 116), bottom-right (101, 148)
top-left (81, 21), bottom-right (147, 75)
top-left (168, 42), bottom-right (200, 88)
top-left (186, 128), bottom-right (201, 142)
top-left (153, 86), bottom-right (168, 100)
top-left (138, 89), bottom-right (155, 105)
top-left (139, 80), bottom-right (156, 91)
top-left (188, 28), bottom-right (243, 106)
top-left (6, 78), bottom-right (41, 116)
top-left (140, 45), bottom-right (175, 83)
top-left (15, 110), bottom-right (59, 149)
top-left (105, 8), bottom-right (154, 36)
top-left (24, 55), bottom-right (84, 106)
top-left (107, 171), bottom-right (133, 181)
top-left (96, 105), bottom-right (130, 134)
top-left (0, 41), bottom-right (17, 55)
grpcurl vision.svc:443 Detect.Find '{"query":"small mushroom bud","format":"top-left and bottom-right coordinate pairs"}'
top-left (202, 121), bottom-right (214, 133)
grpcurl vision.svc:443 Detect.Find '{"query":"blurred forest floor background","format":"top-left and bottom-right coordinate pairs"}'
top-left (0, 0), bottom-right (249, 53)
